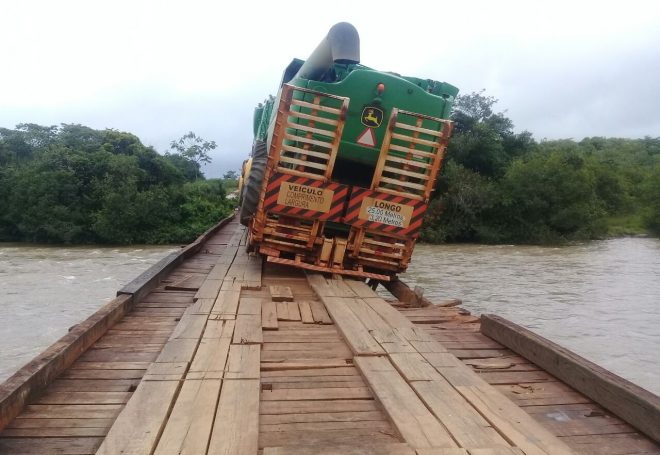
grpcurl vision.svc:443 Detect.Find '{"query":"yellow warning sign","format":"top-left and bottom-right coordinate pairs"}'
top-left (358, 197), bottom-right (414, 228)
top-left (277, 182), bottom-right (334, 212)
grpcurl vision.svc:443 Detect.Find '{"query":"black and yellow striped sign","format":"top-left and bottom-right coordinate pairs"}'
top-left (264, 172), bottom-right (348, 221)
top-left (343, 187), bottom-right (428, 237)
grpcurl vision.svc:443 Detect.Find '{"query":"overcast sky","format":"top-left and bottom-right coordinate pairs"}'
top-left (2, 0), bottom-right (659, 177)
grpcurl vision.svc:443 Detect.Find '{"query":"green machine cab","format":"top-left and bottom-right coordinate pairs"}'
top-left (240, 22), bottom-right (458, 281)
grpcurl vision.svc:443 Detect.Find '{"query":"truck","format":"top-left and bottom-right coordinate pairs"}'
top-left (239, 22), bottom-right (458, 281)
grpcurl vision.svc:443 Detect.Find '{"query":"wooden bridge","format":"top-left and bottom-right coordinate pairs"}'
top-left (1, 216), bottom-right (658, 454)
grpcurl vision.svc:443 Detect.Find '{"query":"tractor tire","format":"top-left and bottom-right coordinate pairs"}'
top-left (239, 140), bottom-right (267, 227)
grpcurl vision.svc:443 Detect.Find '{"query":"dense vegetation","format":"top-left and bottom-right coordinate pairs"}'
top-left (0, 124), bottom-right (234, 244)
top-left (1, 92), bottom-right (658, 246)
top-left (421, 92), bottom-right (660, 244)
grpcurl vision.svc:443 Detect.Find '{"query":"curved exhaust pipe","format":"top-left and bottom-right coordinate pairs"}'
top-left (295, 22), bottom-right (360, 81)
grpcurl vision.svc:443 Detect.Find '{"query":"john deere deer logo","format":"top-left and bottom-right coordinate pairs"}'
top-left (361, 107), bottom-right (384, 128)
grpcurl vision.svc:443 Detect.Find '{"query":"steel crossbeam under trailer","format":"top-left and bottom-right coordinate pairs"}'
top-left (239, 23), bottom-right (456, 281)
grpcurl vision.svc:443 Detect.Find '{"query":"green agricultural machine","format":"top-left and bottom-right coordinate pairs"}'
top-left (239, 22), bottom-right (458, 281)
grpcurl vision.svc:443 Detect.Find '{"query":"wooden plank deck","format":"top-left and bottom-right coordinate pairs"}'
top-left (0, 218), bottom-right (658, 454)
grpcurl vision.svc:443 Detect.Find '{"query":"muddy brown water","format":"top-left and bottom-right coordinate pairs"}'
top-left (1, 238), bottom-right (658, 395)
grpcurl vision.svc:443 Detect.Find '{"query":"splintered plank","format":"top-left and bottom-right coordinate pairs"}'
top-left (165, 274), bottom-right (205, 291)
top-left (372, 330), bottom-right (416, 354)
top-left (298, 301), bottom-right (315, 324)
top-left (233, 314), bottom-right (263, 344)
top-left (225, 344), bottom-right (260, 379)
top-left (212, 289), bottom-right (241, 315)
top-left (207, 379), bottom-right (260, 455)
top-left (262, 300), bottom-right (279, 330)
top-left (309, 300), bottom-right (333, 324)
top-left (263, 442), bottom-right (415, 455)
top-left (322, 297), bottom-right (384, 356)
top-left (354, 356), bottom-right (456, 449)
top-left (454, 385), bottom-right (575, 455)
top-left (169, 311), bottom-right (207, 340)
top-left (347, 299), bottom-right (392, 332)
top-left (388, 353), bottom-right (439, 382)
top-left (96, 380), bottom-right (181, 455)
top-left (189, 337), bottom-right (232, 374)
top-left (270, 285), bottom-right (294, 302)
top-left (411, 379), bottom-right (509, 449)
top-left (154, 379), bottom-right (222, 455)
top-left (362, 297), bottom-right (415, 329)
top-left (154, 338), bottom-right (198, 364)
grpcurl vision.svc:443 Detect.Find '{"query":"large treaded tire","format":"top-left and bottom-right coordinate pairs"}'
top-left (239, 140), bottom-right (267, 227)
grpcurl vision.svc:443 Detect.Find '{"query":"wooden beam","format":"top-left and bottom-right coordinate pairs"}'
top-left (355, 356), bottom-right (457, 448)
top-left (96, 379), bottom-right (182, 454)
top-left (480, 314), bottom-right (660, 443)
top-left (0, 294), bottom-right (133, 431)
top-left (207, 379), bottom-right (260, 455)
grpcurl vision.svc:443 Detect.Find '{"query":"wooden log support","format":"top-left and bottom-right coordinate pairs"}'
top-left (382, 278), bottom-right (433, 308)
top-left (481, 314), bottom-right (660, 444)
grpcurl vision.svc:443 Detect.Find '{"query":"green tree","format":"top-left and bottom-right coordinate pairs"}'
top-left (169, 132), bottom-right (216, 179)
top-left (494, 150), bottom-right (606, 243)
top-left (0, 124), bottom-right (232, 244)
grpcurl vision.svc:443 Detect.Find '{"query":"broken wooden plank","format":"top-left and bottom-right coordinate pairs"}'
top-left (309, 301), bottom-right (333, 324)
top-left (233, 314), bottom-right (263, 344)
top-left (270, 285), bottom-right (294, 302)
top-left (411, 379), bottom-right (509, 449)
top-left (211, 289), bottom-right (241, 315)
top-left (225, 344), bottom-right (260, 379)
top-left (262, 300), bottom-right (279, 331)
top-left (454, 384), bottom-right (575, 455)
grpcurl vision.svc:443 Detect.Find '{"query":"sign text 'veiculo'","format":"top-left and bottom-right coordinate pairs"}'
top-left (276, 182), bottom-right (334, 212)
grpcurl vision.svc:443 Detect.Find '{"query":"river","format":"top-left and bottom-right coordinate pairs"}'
top-left (400, 237), bottom-right (660, 395)
top-left (0, 244), bottom-right (175, 383)
top-left (0, 238), bottom-right (658, 395)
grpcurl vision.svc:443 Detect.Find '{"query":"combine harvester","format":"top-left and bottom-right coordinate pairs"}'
top-left (239, 22), bottom-right (457, 281)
